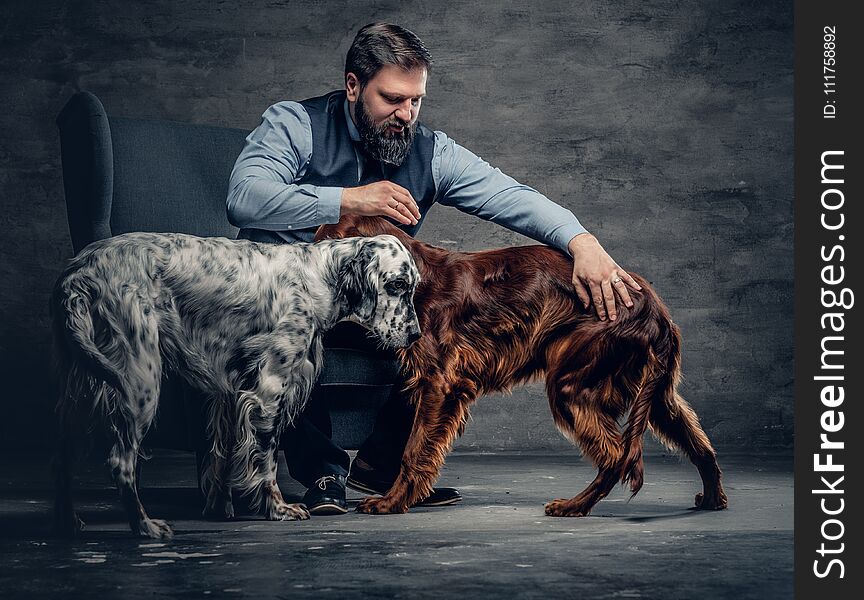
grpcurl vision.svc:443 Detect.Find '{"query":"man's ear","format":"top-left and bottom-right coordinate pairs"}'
top-left (346, 72), bottom-right (361, 102)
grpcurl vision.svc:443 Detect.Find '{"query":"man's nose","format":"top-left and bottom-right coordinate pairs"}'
top-left (394, 101), bottom-right (413, 123)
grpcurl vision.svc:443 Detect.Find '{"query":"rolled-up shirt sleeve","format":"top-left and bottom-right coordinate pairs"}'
top-left (226, 102), bottom-right (343, 231)
top-left (432, 131), bottom-right (587, 254)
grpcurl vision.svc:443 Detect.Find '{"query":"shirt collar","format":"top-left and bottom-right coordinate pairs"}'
top-left (343, 98), bottom-right (361, 142)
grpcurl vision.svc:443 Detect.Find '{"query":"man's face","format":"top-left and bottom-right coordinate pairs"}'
top-left (346, 65), bottom-right (427, 165)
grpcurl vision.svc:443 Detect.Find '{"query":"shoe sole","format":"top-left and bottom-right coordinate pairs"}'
top-left (418, 495), bottom-right (462, 507)
top-left (307, 503), bottom-right (348, 516)
top-left (345, 477), bottom-right (381, 496)
top-left (346, 477), bottom-right (462, 507)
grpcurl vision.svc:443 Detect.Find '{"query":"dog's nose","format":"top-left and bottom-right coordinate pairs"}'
top-left (407, 328), bottom-right (421, 345)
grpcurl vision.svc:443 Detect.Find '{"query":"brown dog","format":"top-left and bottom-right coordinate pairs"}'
top-left (317, 216), bottom-right (728, 517)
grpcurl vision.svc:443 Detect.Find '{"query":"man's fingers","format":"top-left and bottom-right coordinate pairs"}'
top-left (384, 205), bottom-right (413, 225)
top-left (601, 280), bottom-right (617, 321)
top-left (573, 279), bottom-right (591, 310)
top-left (613, 278), bottom-right (633, 308)
top-left (590, 282), bottom-right (606, 320)
top-left (388, 184), bottom-right (421, 218)
top-left (390, 199), bottom-right (418, 224)
top-left (620, 269), bottom-right (642, 291)
top-left (612, 271), bottom-right (634, 307)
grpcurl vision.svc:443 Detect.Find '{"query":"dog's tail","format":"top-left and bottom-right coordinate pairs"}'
top-left (611, 277), bottom-right (682, 497)
top-left (51, 268), bottom-right (129, 410)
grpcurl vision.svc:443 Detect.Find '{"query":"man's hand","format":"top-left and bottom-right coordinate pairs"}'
top-left (341, 181), bottom-right (421, 226)
top-left (568, 233), bottom-right (642, 321)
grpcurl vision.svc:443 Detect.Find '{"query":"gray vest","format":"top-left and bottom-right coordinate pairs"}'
top-left (240, 90), bottom-right (436, 244)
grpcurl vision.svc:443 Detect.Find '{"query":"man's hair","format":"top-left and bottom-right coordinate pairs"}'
top-left (345, 23), bottom-right (432, 87)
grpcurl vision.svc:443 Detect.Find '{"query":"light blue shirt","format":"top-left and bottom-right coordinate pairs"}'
top-left (226, 99), bottom-right (587, 253)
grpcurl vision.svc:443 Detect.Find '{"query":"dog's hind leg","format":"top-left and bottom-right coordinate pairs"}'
top-left (108, 400), bottom-right (173, 538)
top-left (544, 466), bottom-right (623, 517)
top-left (108, 348), bottom-right (174, 539)
top-left (541, 358), bottom-right (631, 517)
top-left (649, 394), bottom-right (728, 510)
top-left (544, 398), bottom-right (625, 517)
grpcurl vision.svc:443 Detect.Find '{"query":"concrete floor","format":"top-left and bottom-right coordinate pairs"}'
top-left (0, 450), bottom-right (792, 599)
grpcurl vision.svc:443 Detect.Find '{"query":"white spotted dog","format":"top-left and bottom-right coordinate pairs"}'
top-left (51, 232), bottom-right (421, 539)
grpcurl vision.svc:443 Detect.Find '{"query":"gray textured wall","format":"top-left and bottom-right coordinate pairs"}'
top-left (0, 0), bottom-right (793, 453)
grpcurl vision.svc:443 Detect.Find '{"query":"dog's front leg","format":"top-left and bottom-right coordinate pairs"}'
top-left (357, 383), bottom-right (469, 515)
top-left (231, 390), bottom-right (309, 521)
top-left (257, 428), bottom-right (309, 522)
top-left (231, 338), bottom-right (313, 523)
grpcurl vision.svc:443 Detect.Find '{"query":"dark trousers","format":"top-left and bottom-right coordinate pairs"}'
top-left (279, 325), bottom-right (416, 489)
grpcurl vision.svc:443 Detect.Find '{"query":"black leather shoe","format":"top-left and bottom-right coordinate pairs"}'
top-left (347, 461), bottom-right (462, 507)
top-left (303, 475), bottom-right (348, 515)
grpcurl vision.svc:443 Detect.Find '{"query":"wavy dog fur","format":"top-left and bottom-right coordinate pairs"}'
top-left (317, 216), bottom-right (728, 517)
top-left (51, 232), bottom-right (420, 538)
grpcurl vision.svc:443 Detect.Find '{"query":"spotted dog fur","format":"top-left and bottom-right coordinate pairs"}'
top-left (50, 232), bottom-right (420, 539)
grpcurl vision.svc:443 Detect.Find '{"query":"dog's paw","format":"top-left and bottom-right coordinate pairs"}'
top-left (694, 490), bottom-right (729, 511)
top-left (269, 502), bottom-right (310, 521)
top-left (544, 498), bottom-right (589, 518)
top-left (138, 518), bottom-right (174, 539)
top-left (356, 496), bottom-right (408, 515)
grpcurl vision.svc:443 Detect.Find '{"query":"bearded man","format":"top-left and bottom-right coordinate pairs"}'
top-left (226, 22), bottom-right (641, 515)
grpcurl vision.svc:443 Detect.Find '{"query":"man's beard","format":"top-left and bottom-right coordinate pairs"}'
top-left (355, 92), bottom-right (416, 166)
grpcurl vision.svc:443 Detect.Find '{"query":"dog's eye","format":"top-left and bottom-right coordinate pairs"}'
top-left (388, 279), bottom-right (407, 293)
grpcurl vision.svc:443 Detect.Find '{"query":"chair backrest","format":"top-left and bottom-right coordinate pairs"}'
top-left (57, 92), bottom-right (247, 252)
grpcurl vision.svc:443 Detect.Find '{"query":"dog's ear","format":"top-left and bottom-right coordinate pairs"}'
top-left (316, 215), bottom-right (369, 242)
top-left (316, 215), bottom-right (406, 243)
top-left (315, 222), bottom-right (345, 241)
top-left (337, 240), bottom-right (378, 321)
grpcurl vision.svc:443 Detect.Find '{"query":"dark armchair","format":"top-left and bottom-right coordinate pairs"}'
top-left (55, 91), bottom-right (398, 459)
